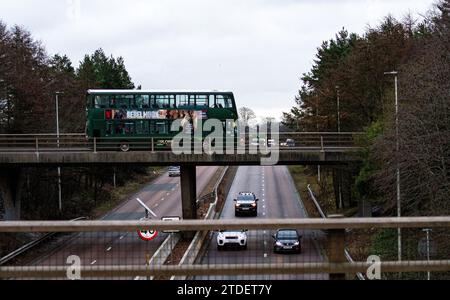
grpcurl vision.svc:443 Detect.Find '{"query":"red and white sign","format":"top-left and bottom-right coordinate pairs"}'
top-left (138, 229), bottom-right (158, 241)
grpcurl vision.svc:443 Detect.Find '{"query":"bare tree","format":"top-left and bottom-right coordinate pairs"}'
top-left (238, 107), bottom-right (256, 127)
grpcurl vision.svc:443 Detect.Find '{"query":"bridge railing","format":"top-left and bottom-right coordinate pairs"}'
top-left (0, 132), bottom-right (363, 153)
top-left (0, 217), bottom-right (449, 280)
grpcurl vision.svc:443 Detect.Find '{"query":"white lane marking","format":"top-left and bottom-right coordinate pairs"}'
top-left (172, 188), bottom-right (176, 191)
top-left (166, 193), bottom-right (170, 196)
top-left (91, 260), bottom-right (97, 265)
top-left (264, 231), bottom-right (267, 234)
top-left (134, 276), bottom-right (140, 280)
top-left (264, 241), bottom-right (267, 246)
top-left (263, 205), bottom-right (266, 209)
top-left (264, 253), bottom-right (268, 258)
top-left (263, 212), bottom-right (266, 216)
top-left (106, 247), bottom-right (112, 252)
top-left (119, 235), bottom-right (125, 240)
top-left (154, 203), bottom-right (159, 208)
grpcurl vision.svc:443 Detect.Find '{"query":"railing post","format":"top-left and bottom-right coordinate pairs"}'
top-left (151, 138), bottom-right (155, 153)
top-left (321, 135), bottom-right (325, 151)
top-left (35, 138), bottom-right (39, 154)
top-left (93, 137), bottom-right (97, 154)
top-left (327, 214), bottom-right (346, 280)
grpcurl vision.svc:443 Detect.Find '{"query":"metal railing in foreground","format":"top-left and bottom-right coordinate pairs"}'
top-left (2, 261), bottom-right (450, 278)
top-left (1, 217), bottom-right (449, 232)
top-left (0, 217), bottom-right (449, 279)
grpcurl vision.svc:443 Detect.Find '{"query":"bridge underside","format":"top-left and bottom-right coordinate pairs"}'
top-left (0, 150), bottom-right (360, 167)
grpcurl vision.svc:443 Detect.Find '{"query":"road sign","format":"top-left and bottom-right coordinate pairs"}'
top-left (161, 216), bottom-right (181, 233)
top-left (138, 229), bottom-right (158, 241)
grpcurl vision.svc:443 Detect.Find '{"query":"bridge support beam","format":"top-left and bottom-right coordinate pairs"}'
top-left (180, 165), bottom-right (197, 221)
top-left (327, 214), bottom-right (346, 280)
top-left (0, 169), bottom-right (23, 220)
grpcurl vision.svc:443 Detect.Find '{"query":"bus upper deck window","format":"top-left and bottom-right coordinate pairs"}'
top-left (176, 95), bottom-right (189, 108)
top-left (156, 95), bottom-right (170, 109)
top-left (224, 95), bottom-right (233, 108)
top-left (216, 95), bottom-right (225, 109)
top-left (95, 96), bottom-right (108, 108)
top-left (196, 95), bottom-right (208, 108)
top-left (209, 95), bottom-right (216, 108)
top-left (136, 95), bottom-right (150, 109)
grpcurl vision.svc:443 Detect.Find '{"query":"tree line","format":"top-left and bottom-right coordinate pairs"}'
top-left (0, 20), bottom-right (143, 220)
top-left (283, 1), bottom-right (449, 216)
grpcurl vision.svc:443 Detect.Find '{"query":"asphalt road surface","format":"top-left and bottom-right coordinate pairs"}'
top-left (32, 166), bottom-right (218, 279)
top-left (197, 166), bottom-right (327, 280)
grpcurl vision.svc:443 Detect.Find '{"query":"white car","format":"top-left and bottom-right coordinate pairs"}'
top-left (217, 230), bottom-right (248, 251)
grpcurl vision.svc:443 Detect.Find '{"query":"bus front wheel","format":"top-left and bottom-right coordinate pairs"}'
top-left (119, 142), bottom-right (130, 152)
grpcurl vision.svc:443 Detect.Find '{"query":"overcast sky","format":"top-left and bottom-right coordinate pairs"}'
top-left (0, 0), bottom-right (436, 120)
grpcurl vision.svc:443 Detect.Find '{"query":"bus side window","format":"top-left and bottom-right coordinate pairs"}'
top-left (224, 95), bottom-right (233, 109)
top-left (189, 95), bottom-right (195, 106)
top-left (156, 121), bottom-right (168, 135)
top-left (156, 95), bottom-right (170, 109)
top-left (125, 122), bottom-right (135, 135)
top-left (196, 95), bottom-right (208, 108)
top-left (116, 122), bottom-right (124, 135)
top-left (136, 121), bottom-right (149, 135)
top-left (95, 96), bottom-right (108, 108)
top-left (176, 95), bottom-right (189, 108)
top-left (216, 95), bottom-right (225, 109)
top-left (106, 122), bottom-right (113, 136)
top-left (209, 95), bottom-right (216, 108)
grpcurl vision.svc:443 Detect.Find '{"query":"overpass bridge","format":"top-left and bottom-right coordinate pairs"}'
top-left (0, 132), bottom-right (362, 166)
top-left (0, 133), bottom-right (363, 221)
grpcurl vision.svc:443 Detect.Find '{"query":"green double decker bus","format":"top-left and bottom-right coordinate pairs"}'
top-left (85, 90), bottom-right (239, 151)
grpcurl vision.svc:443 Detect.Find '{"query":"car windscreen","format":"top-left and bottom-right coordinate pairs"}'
top-left (277, 231), bottom-right (298, 240)
top-left (237, 195), bottom-right (255, 201)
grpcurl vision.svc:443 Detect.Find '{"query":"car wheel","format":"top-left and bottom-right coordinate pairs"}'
top-left (218, 245), bottom-right (223, 251)
top-left (119, 142), bottom-right (130, 152)
top-left (243, 245), bottom-right (248, 251)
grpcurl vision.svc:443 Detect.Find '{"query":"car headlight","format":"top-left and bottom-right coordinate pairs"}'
top-left (276, 242), bottom-right (283, 247)
top-left (251, 203), bottom-right (257, 207)
top-left (294, 242), bottom-right (300, 246)
top-left (235, 204), bottom-right (241, 207)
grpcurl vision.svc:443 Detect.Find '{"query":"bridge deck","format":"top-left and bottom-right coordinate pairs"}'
top-left (0, 149), bottom-right (361, 166)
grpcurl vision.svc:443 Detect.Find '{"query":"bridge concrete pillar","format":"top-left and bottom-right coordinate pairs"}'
top-left (0, 169), bottom-right (23, 220)
top-left (327, 214), bottom-right (346, 280)
top-left (180, 165), bottom-right (197, 221)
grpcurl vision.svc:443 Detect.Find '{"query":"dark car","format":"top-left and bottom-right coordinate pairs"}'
top-left (234, 192), bottom-right (259, 217)
top-left (286, 139), bottom-right (296, 147)
top-left (273, 229), bottom-right (302, 254)
top-left (168, 166), bottom-right (181, 177)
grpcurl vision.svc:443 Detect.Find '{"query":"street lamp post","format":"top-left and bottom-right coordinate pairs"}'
top-left (384, 71), bottom-right (401, 264)
top-left (335, 86), bottom-right (343, 209)
top-left (55, 92), bottom-right (63, 212)
top-left (422, 229), bottom-right (432, 281)
top-left (316, 96), bottom-right (321, 182)
top-left (336, 85), bottom-right (341, 134)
